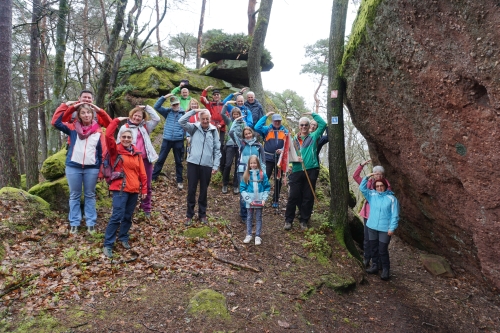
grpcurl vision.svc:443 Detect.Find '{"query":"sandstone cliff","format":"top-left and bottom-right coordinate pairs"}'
top-left (343, 0), bottom-right (500, 289)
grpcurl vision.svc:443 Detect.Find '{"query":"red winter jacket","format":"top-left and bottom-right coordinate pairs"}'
top-left (201, 90), bottom-right (225, 132)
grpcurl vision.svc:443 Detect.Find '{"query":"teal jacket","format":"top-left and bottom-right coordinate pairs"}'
top-left (291, 113), bottom-right (326, 173)
top-left (360, 176), bottom-right (400, 232)
top-left (240, 169), bottom-right (271, 208)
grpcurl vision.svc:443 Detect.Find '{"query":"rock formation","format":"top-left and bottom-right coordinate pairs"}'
top-left (343, 0), bottom-right (500, 288)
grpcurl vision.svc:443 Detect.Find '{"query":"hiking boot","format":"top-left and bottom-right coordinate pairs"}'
top-left (102, 247), bottom-right (113, 258)
top-left (87, 226), bottom-right (95, 235)
top-left (222, 185), bottom-right (228, 194)
top-left (121, 241), bottom-right (131, 250)
top-left (363, 258), bottom-right (370, 268)
top-left (177, 183), bottom-right (184, 190)
top-left (233, 187), bottom-right (239, 194)
top-left (70, 226), bottom-right (78, 235)
top-left (272, 202), bottom-right (279, 208)
top-left (184, 217), bottom-right (193, 226)
top-left (200, 217), bottom-right (208, 224)
top-left (240, 218), bottom-right (247, 224)
top-left (380, 268), bottom-right (390, 281)
top-left (243, 235), bottom-right (252, 244)
top-left (284, 222), bottom-right (292, 231)
top-left (366, 264), bottom-right (378, 274)
top-left (300, 222), bottom-right (308, 230)
top-left (255, 236), bottom-right (262, 245)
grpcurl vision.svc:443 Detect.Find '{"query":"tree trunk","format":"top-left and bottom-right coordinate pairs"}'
top-left (327, 0), bottom-right (358, 258)
top-left (48, 0), bottom-right (69, 155)
top-left (196, 0), bottom-right (207, 69)
top-left (95, 0), bottom-right (128, 108)
top-left (314, 72), bottom-right (325, 113)
top-left (39, 10), bottom-right (48, 162)
top-left (82, 0), bottom-right (89, 87)
top-left (155, 0), bottom-right (162, 57)
top-left (247, 0), bottom-right (273, 107)
top-left (247, 0), bottom-right (257, 36)
top-left (99, 0), bottom-right (110, 44)
top-left (0, 0), bottom-right (20, 188)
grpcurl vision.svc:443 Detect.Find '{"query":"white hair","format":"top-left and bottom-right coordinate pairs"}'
top-left (298, 117), bottom-right (310, 125)
top-left (373, 165), bottom-right (385, 174)
top-left (199, 110), bottom-right (211, 118)
top-left (246, 91), bottom-right (255, 97)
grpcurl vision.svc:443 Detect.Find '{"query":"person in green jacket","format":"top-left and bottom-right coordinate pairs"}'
top-left (171, 81), bottom-right (192, 111)
top-left (284, 112), bottom-right (326, 231)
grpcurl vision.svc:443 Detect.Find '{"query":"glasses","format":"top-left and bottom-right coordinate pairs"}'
top-left (299, 124), bottom-right (309, 127)
top-left (121, 136), bottom-right (132, 139)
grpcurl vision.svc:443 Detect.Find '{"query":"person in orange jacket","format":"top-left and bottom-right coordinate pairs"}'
top-left (102, 117), bottom-right (147, 258)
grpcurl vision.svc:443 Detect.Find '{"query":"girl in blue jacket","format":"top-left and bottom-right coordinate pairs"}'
top-left (240, 155), bottom-right (271, 246)
top-left (360, 174), bottom-right (399, 280)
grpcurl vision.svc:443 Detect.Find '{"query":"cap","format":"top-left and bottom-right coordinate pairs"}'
top-left (212, 89), bottom-right (221, 95)
top-left (271, 114), bottom-right (282, 121)
top-left (169, 96), bottom-right (180, 104)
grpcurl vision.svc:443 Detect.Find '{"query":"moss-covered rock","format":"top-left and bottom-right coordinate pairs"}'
top-left (28, 177), bottom-right (69, 212)
top-left (187, 289), bottom-right (230, 320)
top-left (183, 226), bottom-right (213, 238)
top-left (40, 148), bottom-right (67, 181)
top-left (320, 273), bottom-right (356, 293)
top-left (20, 174), bottom-right (26, 191)
top-left (5, 312), bottom-right (66, 333)
top-left (0, 187), bottom-right (53, 223)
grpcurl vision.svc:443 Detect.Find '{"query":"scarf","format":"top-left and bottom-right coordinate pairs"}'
top-left (74, 120), bottom-right (99, 140)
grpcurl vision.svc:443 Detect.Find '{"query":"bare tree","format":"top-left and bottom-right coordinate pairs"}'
top-left (156, 0), bottom-right (163, 56)
top-left (39, 6), bottom-right (48, 162)
top-left (168, 32), bottom-right (197, 65)
top-left (196, 0), bottom-right (207, 69)
top-left (247, 0), bottom-right (257, 36)
top-left (301, 39), bottom-right (328, 113)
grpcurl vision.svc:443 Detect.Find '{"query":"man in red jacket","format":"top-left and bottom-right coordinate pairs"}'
top-left (201, 85), bottom-right (226, 171)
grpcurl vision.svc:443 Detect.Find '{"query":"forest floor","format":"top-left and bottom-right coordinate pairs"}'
top-left (1, 157), bottom-right (500, 333)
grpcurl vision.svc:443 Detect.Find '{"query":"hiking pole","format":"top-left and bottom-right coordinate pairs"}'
top-left (290, 129), bottom-right (319, 205)
top-left (274, 151), bottom-right (279, 215)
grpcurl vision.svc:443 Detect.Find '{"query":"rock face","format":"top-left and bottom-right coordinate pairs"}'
top-left (343, 0), bottom-right (500, 288)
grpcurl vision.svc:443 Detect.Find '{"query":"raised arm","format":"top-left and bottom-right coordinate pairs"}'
top-left (254, 114), bottom-right (271, 137)
top-left (153, 95), bottom-right (173, 118)
top-left (144, 105), bottom-right (161, 132)
top-left (229, 118), bottom-right (244, 148)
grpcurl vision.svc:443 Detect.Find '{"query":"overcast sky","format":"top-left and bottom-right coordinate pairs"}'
top-left (156, 0), bottom-right (358, 109)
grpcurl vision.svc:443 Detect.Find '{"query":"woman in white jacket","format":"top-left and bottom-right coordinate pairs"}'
top-left (117, 105), bottom-right (160, 218)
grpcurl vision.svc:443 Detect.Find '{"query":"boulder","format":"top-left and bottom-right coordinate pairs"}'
top-left (199, 60), bottom-right (251, 86)
top-left (187, 289), bottom-right (230, 320)
top-left (28, 178), bottom-right (69, 212)
top-left (420, 254), bottom-right (455, 278)
top-left (40, 148), bottom-right (67, 181)
top-left (0, 187), bottom-right (52, 220)
top-left (343, 0), bottom-right (500, 288)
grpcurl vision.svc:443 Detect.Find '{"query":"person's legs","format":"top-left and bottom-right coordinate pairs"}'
top-left (238, 172), bottom-right (247, 220)
top-left (222, 145), bottom-right (235, 187)
top-left (366, 227), bottom-right (380, 273)
top-left (299, 168), bottom-right (319, 225)
top-left (186, 163), bottom-right (198, 218)
top-left (363, 218), bottom-right (370, 265)
top-left (219, 131), bottom-right (226, 173)
top-left (197, 165), bottom-right (212, 218)
top-left (255, 208), bottom-right (263, 237)
top-left (173, 140), bottom-right (184, 183)
top-left (152, 139), bottom-right (171, 180)
top-left (284, 171), bottom-right (303, 225)
top-left (378, 232), bottom-right (391, 270)
top-left (140, 158), bottom-right (153, 214)
top-left (117, 192), bottom-right (139, 243)
top-left (231, 147), bottom-right (240, 189)
top-left (246, 208), bottom-right (254, 236)
top-left (65, 166), bottom-right (83, 227)
top-left (104, 191), bottom-right (127, 248)
top-left (82, 168), bottom-right (99, 226)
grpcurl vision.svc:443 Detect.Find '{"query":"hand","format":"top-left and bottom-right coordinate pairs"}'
top-left (266, 111), bottom-right (275, 117)
top-left (195, 108), bottom-right (207, 113)
top-left (367, 172), bottom-right (375, 177)
top-left (205, 85), bottom-right (213, 91)
top-left (362, 159), bottom-right (371, 166)
top-left (65, 100), bottom-right (77, 106)
top-left (226, 100), bottom-right (236, 104)
top-left (239, 87), bottom-right (248, 94)
top-left (186, 137), bottom-right (191, 143)
top-left (117, 117), bottom-right (128, 121)
top-left (276, 149), bottom-right (282, 155)
top-left (180, 82), bottom-right (185, 87)
top-left (97, 177), bottom-right (103, 182)
top-left (298, 157), bottom-right (303, 163)
top-left (388, 230), bottom-right (394, 236)
top-left (211, 169), bottom-right (218, 175)
top-left (303, 111), bottom-right (313, 116)
top-left (137, 105), bottom-right (146, 109)
top-left (234, 116), bottom-right (244, 121)
top-left (89, 103), bottom-right (101, 112)
top-left (141, 193), bottom-right (147, 200)
top-left (163, 93), bottom-right (173, 99)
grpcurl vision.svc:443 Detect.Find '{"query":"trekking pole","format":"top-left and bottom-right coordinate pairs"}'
top-left (290, 128), bottom-right (319, 205)
top-left (274, 152), bottom-right (279, 215)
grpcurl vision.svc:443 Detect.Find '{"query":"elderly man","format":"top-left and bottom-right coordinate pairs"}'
top-left (179, 109), bottom-right (221, 225)
top-left (152, 94), bottom-right (185, 189)
top-left (284, 112), bottom-right (326, 230)
top-left (244, 91), bottom-right (265, 127)
top-left (171, 81), bottom-right (192, 111)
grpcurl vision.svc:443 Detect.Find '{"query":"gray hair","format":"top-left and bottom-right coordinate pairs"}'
top-left (121, 128), bottom-right (133, 136)
top-left (298, 117), bottom-right (310, 125)
top-left (199, 110), bottom-right (211, 119)
top-left (373, 165), bottom-right (385, 174)
top-left (246, 91), bottom-right (255, 97)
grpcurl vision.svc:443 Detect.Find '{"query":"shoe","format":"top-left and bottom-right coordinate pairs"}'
top-left (243, 235), bottom-right (252, 243)
top-left (144, 212), bottom-right (151, 220)
top-left (300, 222), bottom-right (308, 230)
top-left (366, 263), bottom-right (378, 274)
top-left (284, 222), bottom-right (292, 230)
top-left (363, 258), bottom-right (370, 268)
top-left (200, 217), bottom-right (208, 224)
top-left (70, 226), bottom-right (78, 234)
top-left (184, 217), bottom-right (193, 226)
top-left (87, 226), bottom-right (95, 234)
top-left (233, 187), bottom-right (239, 194)
top-left (121, 241), bottom-right (131, 250)
top-left (177, 183), bottom-right (184, 190)
top-left (255, 236), bottom-right (262, 245)
top-left (380, 268), bottom-right (390, 281)
top-left (240, 218), bottom-right (247, 224)
top-left (272, 202), bottom-right (278, 208)
top-left (102, 247), bottom-right (113, 258)
top-left (222, 185), bottom-right (228, 194)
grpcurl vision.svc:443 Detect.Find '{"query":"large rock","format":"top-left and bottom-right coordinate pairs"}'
top-left (187, 289), bottom-right (230, 320)
top-left (343, 0), bottom-right (500, 288)
top-left (0, 187), bottom-right (52, 220)
top-left (40, 148), bottom-right (67, 181)
top-left (199, 60), bottom-right (251, 86)
top-left (28, 178), bottom-right (70, 212)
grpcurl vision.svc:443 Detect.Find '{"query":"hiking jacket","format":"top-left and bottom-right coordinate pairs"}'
top-left (254, 115), bottom-right (288, 162)
top-left (201, 90), bottom-right (233, 132)
top-left (179, 110), bottom-right (221, 170)
top-left (353, 165), bottom-right (392, 219)
top-left (229, 120), bottom-right (266, 174)
top-left (240, 169), bottom-right (271, 208)
top-left (224, 93), bottom-right (254, 128)
top-left (106, 118), bottom-right (147, 194)
top-left (53, 106), bottom-right (105, 170)
top-left (244, 99), bottom-right (265, 126)
top-left (171, 86), bottom-right (192, 111)
top-left (117, 105), bottom-right (160, 163)
top-left (51, 103), bottom-right (112, 127)
top-left (154, 96), bottom-right (185, 141)
top-left (291, 113), bottom-right (326, 173)
top-left (360, 176), bottom-right (399, 232)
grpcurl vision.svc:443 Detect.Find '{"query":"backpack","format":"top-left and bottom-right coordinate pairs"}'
top-left (102, 151), bottom-right (124, 185)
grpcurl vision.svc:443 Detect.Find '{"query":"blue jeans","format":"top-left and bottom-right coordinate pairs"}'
top-left (104, 191), bottom-right (139, 248)
top-left (238, 172), bottom-right (246, 220)
top-left (65, 166), bottom-right (99, 227)
top-left (152, 139), bottom-right (183, 183)
top-left (246, 208), bottom-right (263, 237)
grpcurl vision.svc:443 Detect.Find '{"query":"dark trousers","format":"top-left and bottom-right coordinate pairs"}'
top-left (285, 168), bottom-right (319, 224)
top-left (186, 162), bottom-right (212, 219)
top-left (265, 158), bottom-right (282, 203)
top-left (104, 191), bottom-right (139, 248)
top-left (223, 145), bottom-right (239, 187)
top-left (367, 227), bottom-right (392, 270)
top-left (152, 139), bottom-right (183, 183)
top-left (219, 131), bottom-right (226, 172)
top-left (363, 218), bottom-right (370, 261)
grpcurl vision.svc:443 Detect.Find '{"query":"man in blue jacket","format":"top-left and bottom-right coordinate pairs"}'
top-left (152, 95), bottom-right (185, 189)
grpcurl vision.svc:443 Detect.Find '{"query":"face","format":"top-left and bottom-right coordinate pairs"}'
top-left (120, 132), bottom-right (133, 148)
top-left (200, 112), bottom-right (211, 129)
top-left (299, 121), bottom-right (310, 135)
top-left (130, 110), bottom-right (144, 124)
top-left (181, 88), bottom-right (189, 98)
top-left (212, 93), bottom-right (220, 102)
top-left (172, 103), bottom-right (180, 110)
top-left (79, 92), bottom-right (93, 104)
top-left (236, 96), bottom-right (244, 107)
top-left (243, 129), bottom-right (253, 140)
top-left (247, 94), bottom-right (255, 103)
top-left (375, 181), bottom-right (386, 193)
top-left (373, 172), bottom-right (383, 180)
top-left (78, 107), bottom-right (93, 125)
top-left (272, 120), bottom-right (281, 128)
top-left (310, 121), bottom-right (318, 133)
top-left (232, 111), bottom-right (241, 119)
top-left (249, 159), bottom-right (258, 170)
top-left (189, 100), bottom-right (199, 110)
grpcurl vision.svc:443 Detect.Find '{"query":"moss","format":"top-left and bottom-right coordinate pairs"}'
top-left (320, 273), bottom-right (356, 293)
top-left (210, 171), bottom-right (223, 186)
top-left (341, 0), bottom-right (383, 74)
top-left (187, 289), bottom-right (230, 320)
top-left (40, 148), bottom-right (67, 181)
top-left (0, 243), bottom-right (4, 262)
top-left (0, 187), bottom-right (52, 217)
top-left (8, 313), bottom-right (65, 333)
top-left (195, 62), bottom-right (218, 76)
top-left (20, 174), bottom-right (27, 191)
top-left (28, 177), bottom-right (69, 212)
top-left (308, 252), bottom-right (330, 267)
top-left (183, 226), bottom-right (213, 238)
top-left (95, 182), bottom-right (111, 209)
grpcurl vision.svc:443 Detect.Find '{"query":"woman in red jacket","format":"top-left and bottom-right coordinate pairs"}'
top-left (102, 117), bottom-right (147, 258)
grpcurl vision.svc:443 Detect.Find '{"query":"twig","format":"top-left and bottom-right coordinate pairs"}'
top-left (70, 322), bottom-right (88, 329)
top-left (208, 249), bottom-right (260, 272)
top-left (422, 322), bottom-right (439, 328)
top-left (140, 321), bottom-right (163, 332)
top-left (0, 273), bottom-right (40, 298)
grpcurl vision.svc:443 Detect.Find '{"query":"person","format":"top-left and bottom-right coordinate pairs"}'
top-left (360, 174), bottom-right (399, 280)
top-left (310, 120), bottom-right (328, 164)
top-left (53, 103), bottom-right (110, 235)
top-left (152, 94), bottom-right (185, 189)
top-left (102, 117), bottom-right (147, 258)
top-left (353, 161), bottom-right (392, 268)
top-left (244, 91), bottom-right (265, 127)
top-left (284, 112), bottom-right (326, 230)
top-left (117, 105), bottom-right (160, 218)
top-left (51, 90), bottom-right (111, 127)
top-left (171, 81), bottom-right (192, 111)
top-left (224, 88), bottom-right (253, 127)
top-left (178, 109), bottom-right (222, 225)
top-left (230, 122), bottom-right (265, 223)
top-left (220, 104), bottom-right (244, 194)
top-left (240, 155), bottom-right (270, 245)
top-left (185, 99), bottom-right (202, 159)
top-left (254, 111), bottom-right (288, 208)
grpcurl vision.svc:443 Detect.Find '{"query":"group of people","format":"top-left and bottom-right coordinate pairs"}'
top-left (52, 85), bottom-right (399, 280)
